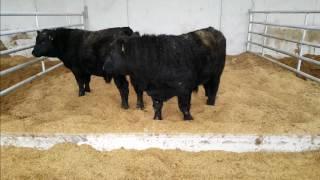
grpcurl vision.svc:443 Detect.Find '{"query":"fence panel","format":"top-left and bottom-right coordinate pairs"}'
top-left (246, 10), bottom-right (320, 83)
top-left (0, 7), bottom-right (87, 96)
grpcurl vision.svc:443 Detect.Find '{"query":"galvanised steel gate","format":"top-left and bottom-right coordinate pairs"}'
top-left (246, 10), bottom-right (320, 83)
top-left (0, 6), bottom-right (88, 96)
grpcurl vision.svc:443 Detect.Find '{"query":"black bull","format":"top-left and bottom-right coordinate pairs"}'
top-left (104, 27), bottom-right (226, 120)
top-left (32, 27), bottom-right (144, 109)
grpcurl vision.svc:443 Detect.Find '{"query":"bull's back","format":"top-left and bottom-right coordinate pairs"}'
top-left (79, 27), bottom-right (134, 75)
top-left (124, 28), bottom-right (225, 84)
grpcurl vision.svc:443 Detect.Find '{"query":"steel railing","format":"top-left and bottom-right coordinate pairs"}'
top-left (246, 10), bottom-right (320, 83)
top-left (0, 6), bottom-right (88, 96)
top-left (0, 23), bottom-right (84, 36)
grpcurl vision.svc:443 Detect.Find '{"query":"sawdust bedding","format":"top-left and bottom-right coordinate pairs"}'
top-left (1, 144), bottom-right (319, 180)
top-left (1, 53), bottom-right (319, 134)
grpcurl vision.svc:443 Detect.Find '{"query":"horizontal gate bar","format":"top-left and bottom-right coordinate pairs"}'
top-left (0, 23), bottom-right (84, 36)
top-left (247, 41), bottom-right (320, 66)
top-left (249, 10), bottom-right (320, 14)
top-left (0, 12), bottom-right (83, 16)
top-left (0, 57), bottom-right (46, 77)
top-left (250, 52), bottom-right (320, 83)
top-left (249, 21), bottom-right (320, 31)
top-left (0, 44), bottom-right (35, 56)
top-left (0, 62), bottom-right (63, 96)
top-left (249, 31), bottom-right (320, 48)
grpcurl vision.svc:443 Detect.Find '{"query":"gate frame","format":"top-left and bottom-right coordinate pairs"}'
top-left (0, 6), bottom-right (88, 96)
top-left (246, 10), bottom-right (320, 83)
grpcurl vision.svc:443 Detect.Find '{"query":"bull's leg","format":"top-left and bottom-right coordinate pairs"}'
top-left (130, 76), bottom-right (144, 110)
top-left (76, 77), bottom-right (86, 96)
top-left (203, 77), bottom-right (221, 106)
top-left (103, 74), bottom-right (113, 83)
top-left (71, 68), bottom-right (86, 96)
top-left (84, 74), bottom-right (91, 92)
top-left (152, 97), bottom-right (163, 120)
top-left (178, 93), bottom-right (193, 120)
top-left (114, 75), bottom-right (129, 109)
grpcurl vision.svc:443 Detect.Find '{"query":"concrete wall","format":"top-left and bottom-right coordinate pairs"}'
top-left (1, 0), bottom-right (319, 55)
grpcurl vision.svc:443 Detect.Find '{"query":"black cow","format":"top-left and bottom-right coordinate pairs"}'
top-left (103, 27), bottom-right (226, 120)
top-left (32, 27), bottom-right (144, 109)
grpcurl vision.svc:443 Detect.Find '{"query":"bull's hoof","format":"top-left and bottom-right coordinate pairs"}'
top-left (206, 99), bottom-right (215, 106)
top-left (136, 103), bottom-right (145, 110)
top-left (121, 103), bottom-right (129, 109)
top-left (153, 115), bottom-right (162, 120)
top-left (184, 114), bottom-right (193, 121)
top-left (85, 88), bottom-right (91, 92)
top-left (78, 91), bottom-right (85, 96)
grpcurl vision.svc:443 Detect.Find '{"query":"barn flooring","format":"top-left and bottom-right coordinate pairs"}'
top-left (1, 144), bottom-right (320, 180)
top-left (1, 53), bottom-right (319, 134)
top-left (1, 53), bottom-right (320, 179)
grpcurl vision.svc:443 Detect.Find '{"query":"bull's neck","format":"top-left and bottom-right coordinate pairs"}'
top-left (53, 29), bottom-right (73, 61)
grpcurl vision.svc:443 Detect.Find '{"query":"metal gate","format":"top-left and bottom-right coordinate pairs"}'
top-left (0, 6), bottom-right (88, 96)
top-left (246, 10), bottom-right (320, 83)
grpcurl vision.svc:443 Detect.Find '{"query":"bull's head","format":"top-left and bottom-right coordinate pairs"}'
top-left (32, 30), bottom-right (58, 57)
top-left (103, 38), bottom-right (128, 75)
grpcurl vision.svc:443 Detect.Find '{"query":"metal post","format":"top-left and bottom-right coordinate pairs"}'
top-left (246, 11), bottom-right (253, 51)
top-left (80, 14), bottom-right (84, 30)
top-left (82, 5), bottom-right (88, 30)
top-left (35, 13), bottom-right (46, 72)
top-left (66, 15), bottom-right (71, 26)
top-left (297, 13), bottom-right (309, 72)
top-left (35, 14), bottom-right (39, 28)
top-left (262, 13), bottom-right (269, 56)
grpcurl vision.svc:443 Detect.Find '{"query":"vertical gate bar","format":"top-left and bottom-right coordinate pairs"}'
top-left (246, 11), bottom-right (253, 51)
top-left (80, 14), bottom-right (84, 29)
top-left (35, 14), bottom-right (39, 28)
top-left (65, 15), bottom-right (71, 26)
top-left (82, 5), bottom-right (88, 30)
top-left (262, 13), bottom-right (269, 56)
top-left (35, 13), bottom-right (46, 72)
top-left (297, 13), bottom-right (309, 72)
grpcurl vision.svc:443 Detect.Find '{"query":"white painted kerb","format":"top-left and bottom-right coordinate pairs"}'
top-left (1, 133), bottom-right (319, 153)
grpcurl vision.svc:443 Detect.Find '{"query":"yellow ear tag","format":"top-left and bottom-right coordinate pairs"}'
top-left (121, 44), bottom-right (125, 52)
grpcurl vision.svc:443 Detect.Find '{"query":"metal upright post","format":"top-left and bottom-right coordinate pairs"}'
top-left (297, 13), bottom-right (309, 72)
top-left (246, 11), bottom-right (253, 51)
top-left (262, 13), bottom-right (269, 56)
top-left (35, 13), bottom-right (46, 72)
top-left (66, 15), bottom-right (71, 26)
top-left (82, 5), bottom-right (88, 30)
